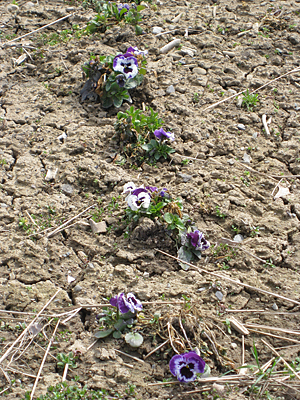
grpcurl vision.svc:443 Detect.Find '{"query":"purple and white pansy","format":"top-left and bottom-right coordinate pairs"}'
top-left (127, 187), bottom-right (151, 211)
top-left (122, 182), bottom-right (137, 195)
top-left (169, 351), bottom-right (206, 383)
top-left (186, 230), bottom-right (210, 251)
top-left (113, 53), bottom-right (138, 80)
top-left (110, 292), bottom-right (142, 314)
top-left (154, 128), bottom-right (175, 142)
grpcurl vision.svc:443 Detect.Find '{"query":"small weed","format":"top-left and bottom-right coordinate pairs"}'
top-left (223, 318), bottom-right (231, 334)
top-left (22, 381), bottom-right (120, 400)
top-left (242, 89), bottom-right (259, 112)
top-left (57, 352), bottom-right (78, 369)
top-left (264, 258), bottom-right (276, 268)
top-left (193, 92), bottom-right (199, 103)
top-left (250, 226), bottom-right (260, 237)
top-left (215, 205), bottom-right (226, 219)
top-left (0, 159), bottom-right (7, 165)
top-left (231, 225), bottom-right (240, 234)
top-left (181, 159), bottom-right (190, 165)
top-left (19, 217), bottom-right (31, 231)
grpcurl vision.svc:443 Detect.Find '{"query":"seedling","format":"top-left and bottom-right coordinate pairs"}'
top-left (241, 89), bottom-right (259, 112)
top-left (57, 352), bottom-right (77, 369)
top-left (215, 205), bottom-right (227, 219)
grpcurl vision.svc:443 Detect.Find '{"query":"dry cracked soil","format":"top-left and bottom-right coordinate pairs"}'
top-left (1, 0), bottom-right (300, 399)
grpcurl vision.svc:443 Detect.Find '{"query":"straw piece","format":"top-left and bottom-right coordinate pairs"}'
top-left (2, 14), bottom-right (73, 47)
top-left (262, 339), bottom-right (300, 382)
top-left (0, 289), bottom-right (61, 365)
top-left (144, 339), bottom-right (169, 360)
top-left (245, 324), bottom-right (300, 336)
top-left (47, 204), bottom-right (96, 237)
top-left (155, 249), bottom-right (300, 306)
top-left (247, 329), bottom-right (300, 344)
top-left (30, 319), bottom-right (60, 399)
top-left (114, 349), bottom-right (144, 364)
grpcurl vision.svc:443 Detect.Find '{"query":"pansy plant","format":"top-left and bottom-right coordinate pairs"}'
top-left (122, 182), bottom-right (210, 270)
top-left (178, 229), bottom-right (210, 270)
top-left (114, 107), bottom-right (175, 165)
top-left (81, 46), bottom-right (147, 108)
top-left (95, 292), bottom-right (143, 341)
top-left (141, 128), bottom-right (176, 162)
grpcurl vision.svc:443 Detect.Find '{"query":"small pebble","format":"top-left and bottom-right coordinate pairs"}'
top-left (230, 343), bottom-right (238, 349)
top-left (272, 302), bottom-right (278, 311)
top-left (215, 291), bottom-right (223, 301)
top-left (7, 4), bottom-right (19, 12)
top-left (74, 285), bottom-right (82, 292)
top-left (237, 124), bottom-right (246, 130)
top-left (61, 184), bottom-right (74, 195)
top-left (193, 67), bottom-right (207, 75)
top-left (166, 85), bottom-right (175, 94)
top-left (233, 234), bottom-right (244, 243)
top-left (152, 26), bottom-right (163, 34)
top-left (243, 153), bottom-right (251, 164)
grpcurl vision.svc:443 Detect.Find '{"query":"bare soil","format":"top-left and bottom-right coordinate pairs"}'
top-left (1, 0), bottom-right (300, 399)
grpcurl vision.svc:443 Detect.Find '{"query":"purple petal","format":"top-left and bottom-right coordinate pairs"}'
top-left (183, 352), bottom-right (206, 374)
top-left (187, 231), bottom-right (200, 248)
top-left (154, 128), bottom-right (175, 141)
top-left (127, 293), bottom-right (143, 311)
top-left (117, 293), bottom-right (131, 314)
top-left (131, 187), bottom-right (149, 196)
top-left (122, 297), bottom-right (135, 313)
top-left (109, 296), bottom-right (118, 307)
top-left (145, 186), bottom-right (157, 193)
top-left (169, 354), bottom-right (184, 377)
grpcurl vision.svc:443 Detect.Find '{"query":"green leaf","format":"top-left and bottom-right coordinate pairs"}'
top-left (163, 213), bottom-right (174, 224)
top-left (113, 96), bottom-right (123, 108)
top-left (178, 246), bottom-right (193, 270)
top-left (125, 78), bottom-right (139, 90)
top-left (136, 5), bottom-right (145, 11)
top-left (114, 319), bottom-right (127, 331)
top-left (154, 152), bottom-right (161, 160)
top-left (139, 68), bottom-right (147, 75)
top-left (192, 249), bottom-right (202, 259)
top-left (119, 8), bottom-right (128, 17)
top-left (141, 143), bottom-right (153, 151)
top-left (113, 331), bottom-right (122, 339)
top-left (102, 95), bottom-right (113, 109)
top-left (94, 328), bottom-right (114, 338)
top-left (125, 332), bottom-right (144, 347)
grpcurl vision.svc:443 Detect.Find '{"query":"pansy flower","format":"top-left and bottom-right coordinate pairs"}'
top-left (127, 46), bottom-right (148, 57)
top-left (154, 128), bottom-right (175, 141)
top-left (122, 182), bottom-right (137, 195)
top-left (116, 74), bottom-right (126, 87)
top-left (169, 351), bottom-right (205, 383)
top-left (186, 230), bottom-right (210, 251)
top-left (110, 292), bottom-right (142, 314)
top-left (127, 188), bottom-right (151, 211)
top-left (159, 188), bottom-right (168, 197)
top-left (117, 3), bottom-right (130, 13)
top-left (113, 53), bottom-right (138, 79)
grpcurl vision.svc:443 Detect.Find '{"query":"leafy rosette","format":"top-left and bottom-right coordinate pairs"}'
top-left (80, 46), bottom-right (147, 108)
